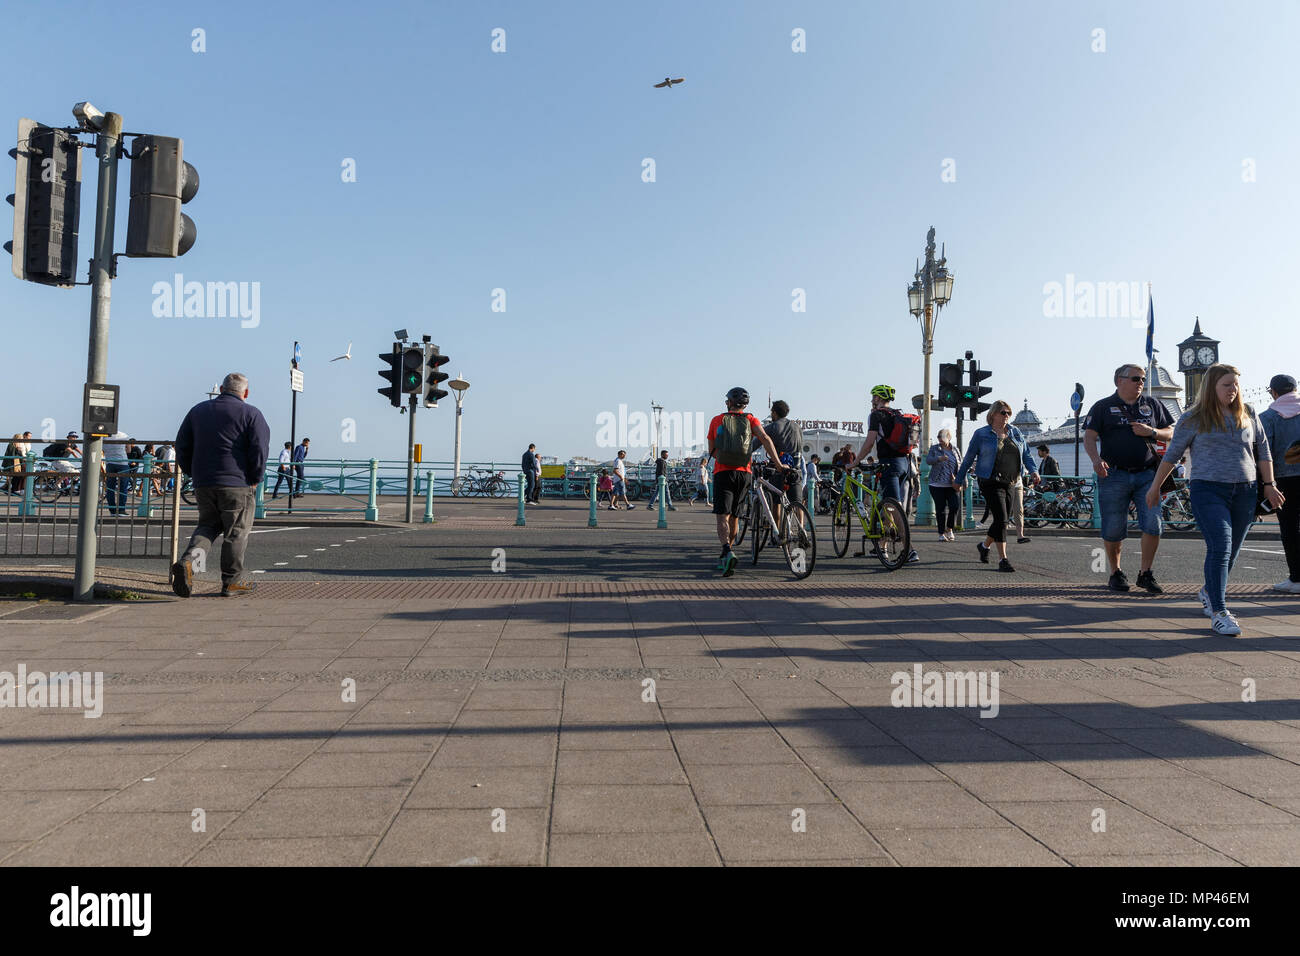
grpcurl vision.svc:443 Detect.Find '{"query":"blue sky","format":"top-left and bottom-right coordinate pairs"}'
top-left (3, 0), bottom-right (1296, 465)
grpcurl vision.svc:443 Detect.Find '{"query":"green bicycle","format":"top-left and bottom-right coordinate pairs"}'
top-left (830, 464), bottom-right (910, 570)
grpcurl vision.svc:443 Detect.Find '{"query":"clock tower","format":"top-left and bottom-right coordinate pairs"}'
top-left (1176, 318), bottom-right (1219, 408)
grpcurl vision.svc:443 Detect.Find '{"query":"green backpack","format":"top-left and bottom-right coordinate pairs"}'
top-left (714, 413), bottom-right (753, 467)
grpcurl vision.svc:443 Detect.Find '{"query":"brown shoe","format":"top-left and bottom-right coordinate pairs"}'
top-left (170, 555), bottom-right (193, 598)
top-left (221, 579), bottom-right (257, 597)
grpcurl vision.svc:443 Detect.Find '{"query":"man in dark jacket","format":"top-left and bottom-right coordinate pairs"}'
top-left (171, 372), bottom-right (271, 597)
top-left (522, 444), bottom-right (537, 505)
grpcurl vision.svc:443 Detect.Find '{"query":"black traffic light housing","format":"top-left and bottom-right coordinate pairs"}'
top-left (937, 362), bottom-right (964, 409)
top-left (400, 346), bottom-right (425, 395)
top-left (378, 343), bottom-right (402, 407)
top-left (968, 358), bottom-right (993, 421)
top-left (125, 135), bottom-right (198, 257)
top-left (424, 345), bottom-right (450, 407)
top-left (6, 118), bottom-right (82, 287)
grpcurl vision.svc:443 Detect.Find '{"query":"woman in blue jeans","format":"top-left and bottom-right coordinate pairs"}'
top-left (1147, 364), bottom-right (1285, 636)
top-left (953, 400), bottom-right (1040, 572)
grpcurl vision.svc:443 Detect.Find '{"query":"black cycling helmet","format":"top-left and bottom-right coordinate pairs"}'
top-left (725, 387), bottom-right (749, 407)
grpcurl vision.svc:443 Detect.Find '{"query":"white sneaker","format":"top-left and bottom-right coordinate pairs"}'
top-left (938, 533), bottom-right (948, 542)
top-left (1273, 579), bottom-right (1300, 594)
top-left (1197, 587), bottom-right (1213, 618)
top-left (1211, 610), bottom-right (1241, 636)
top-left (945, 531), bottom-right (956, 541)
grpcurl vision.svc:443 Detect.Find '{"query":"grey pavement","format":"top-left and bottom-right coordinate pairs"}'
top-left (0, 572), bottom-right (1298, 866)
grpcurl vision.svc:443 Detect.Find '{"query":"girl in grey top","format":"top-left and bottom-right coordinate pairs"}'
top-left (1146, 364), bottom-right (1285, 636)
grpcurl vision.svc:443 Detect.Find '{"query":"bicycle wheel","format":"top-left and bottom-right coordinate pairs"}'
top-left (874, 497), bottom-right (910, 571)
top-left (181, 482), bottom-right (196, 506)
top-left (450, 476), bottom-right (465, 497)
top-left (493, 477), bottom-right (511, 498)
top-left (1164, 496), bottom-right (1195, 531)
top-left (33, 475), bottom-right (62, 503)
top-left (751, 497), bottom-right (767, 565)
top-left (830, 492), bottom-right (855, 558)
top-left (781, 502), bottom-right (816, 579)
top-left (1070, 496), bottom-right (1094, 530)
top-left (732, 495), bottom-right (751, 548)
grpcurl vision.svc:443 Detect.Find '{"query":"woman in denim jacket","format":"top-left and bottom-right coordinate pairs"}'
top-left (954, 400), bottom-right (1040, 572)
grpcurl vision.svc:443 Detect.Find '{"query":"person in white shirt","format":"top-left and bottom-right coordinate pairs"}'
top-left (271, 441), bottom-right (293, 499)
top-left (611, 449), bottom-right (633, 510)
top-left (698, 456), bottom-right (712, 504)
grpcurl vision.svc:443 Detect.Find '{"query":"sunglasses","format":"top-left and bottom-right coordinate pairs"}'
top-left (1124, 376), bottom-right (1146, 383)
top-left (996, 410), bottom-right (1012, 417)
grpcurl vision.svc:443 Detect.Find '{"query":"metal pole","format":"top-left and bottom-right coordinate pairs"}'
top-left (169, 466), bottom-right (181, 567)
top-left (515, 473), bottom-right (526, 526)
top-left (423, 469), bottom-right (434, 523)
top-left (917, 301), bottom-right (934, 526)
top-left (405, 395), bottom-right (417, 522)
top-left (365, 458), bottom-right (378, 521)
top-left (656, 474), bottom-right (668, 529)
top-left (288, 352), bottom-right (297, 515)
top-left (453, 394), bottom-right (464, 485)
top-left (588, 474), bottom-right (598, 527)
top-left (73, 111), bottom-right (122, 601)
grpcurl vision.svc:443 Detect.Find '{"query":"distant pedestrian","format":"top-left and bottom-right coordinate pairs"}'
top-left (142, 444), bottom-right (164, 497)
top-left (1083, 362), bottom-right (1175, 594)
top-left (271, 442), bottom-right (292, 498)
top-left (171, 373), bottom-right (271, 597)
top-left (597, 469), bottom-right (614, 508)
top-left (698, 456), bottom-right (712, 504)
top-left (1260, 373), bottom-right (1300, 593)
top-left (646, 450), bottom-right (678, 511)
top-left (522, 444), bottom-right (538, 505)
top-left (103, 431), bottom-right (131, 514)
top-left (612, 450), bottom-right (633, 510)
top-left (292, 438), bottom-right (310, 497)
top-left (532, 448), bottom-right (543, 503)
top-left (953, 400), bottom-right (1040, 572)
top-left (1147, 364), bottom-right (1284, 635)
top-left (1036, 444), bottom-right (1061, 491)
top-left (926, 429), bottom-right (960, 542)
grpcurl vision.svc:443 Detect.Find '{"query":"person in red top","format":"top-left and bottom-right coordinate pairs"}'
top-left (708, 386), bottom-right (786, 575)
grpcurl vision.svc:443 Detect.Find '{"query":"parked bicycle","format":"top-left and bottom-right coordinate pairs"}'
top-left (452, 468), bottom-right (509, 497)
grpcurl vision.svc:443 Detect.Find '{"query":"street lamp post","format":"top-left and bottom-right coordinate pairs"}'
top-left (907, 226), bottom-right (954, 527)
top-left (449, 375), bottom-right (470, 485)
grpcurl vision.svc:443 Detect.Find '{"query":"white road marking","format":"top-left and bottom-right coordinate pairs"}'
top-left (251, 569), bottom-right (266, 574)
top-left (274, 562), bottom-right (288, 566)
top-left (249, 527), bottom-right (310, 534)
top-left (1240, 548), bottom-right (1285, 555)
top-left (330, 544), bottom-right (341, 548)
top-left (295, 554), bottom-right (308, 558)
top-left (314, 548), bottom-right (327, 552)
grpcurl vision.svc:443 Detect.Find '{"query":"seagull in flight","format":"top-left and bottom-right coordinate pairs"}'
top-left (330, 342), bottom-right (352, 362)
top-left (653, 77), bottom-right (685, 89)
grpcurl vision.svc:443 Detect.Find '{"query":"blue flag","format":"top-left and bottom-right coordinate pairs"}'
top-left (1144, 293), bottom-right (1155, 364)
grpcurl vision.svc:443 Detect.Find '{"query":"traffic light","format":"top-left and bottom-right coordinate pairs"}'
top-left (968, 359), bottom-right (993, 421)
top-left (6, 119), bottom-right (82, 287)
top-left (400, 346), bottom-right (425, 395)
top-left (377, 343), bottom-right (402, 407)
top-left (937, 362), bottom-right (964, 408)
top-left (125, 135), bottom-right (199, 257)
top-left (424, 345), bottom-right (450, 407)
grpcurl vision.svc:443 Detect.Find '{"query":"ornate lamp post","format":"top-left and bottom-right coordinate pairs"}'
top-left (449, 375), bottom-right (470, 486)
top-left (907, 226), bottom-right (953, 526)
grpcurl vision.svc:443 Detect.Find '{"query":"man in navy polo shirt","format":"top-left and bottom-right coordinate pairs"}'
top-left (1083, 362), bottom-right (1175, 593)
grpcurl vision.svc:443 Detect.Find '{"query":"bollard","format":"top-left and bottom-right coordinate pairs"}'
top-left (255, 470), bottom-right (267, 519)
top-left (1090, 477), bottom-right (1100, 530)
top-left (20, 451), bottom-right (37, 517)
top-left (656, 475), bottom-right (668, 529)
top-left (424, 470), bottom-right (435, 523)
top-left (588, 474), bottom-right (598, 528)
top-left (136, 454), bottom-right (155, 517)
top-left (365, 458), bottom-right (379, 521)
top-left (339, 460), bottom-right (346, 494)
top-left (806, 475), bottom-right (815, 516)
top-left (964, 480), bottom-right (974, 525)
top-left (516, 472), bottom-right (526, 526)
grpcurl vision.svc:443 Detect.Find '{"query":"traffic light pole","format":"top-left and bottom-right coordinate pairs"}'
top-left (73, 112), bottom-right (123, 602)
top-left (405, 394), bottom-right (417, 522)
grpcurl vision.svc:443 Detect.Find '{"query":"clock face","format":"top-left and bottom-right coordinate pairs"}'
top-left (1197, 345), bottom-right (1216, 366)
top-left (1181, 347), bottom-right (1195, 367)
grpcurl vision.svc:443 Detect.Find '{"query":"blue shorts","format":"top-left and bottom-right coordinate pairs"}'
top-left (612, 478), bottom-right (626, 495)
top-left (1098, 468), bottom-right (1161, 541)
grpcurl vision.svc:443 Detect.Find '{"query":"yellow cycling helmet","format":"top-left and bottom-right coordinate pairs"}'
top-left (870, 384), bottom-right (895, 402)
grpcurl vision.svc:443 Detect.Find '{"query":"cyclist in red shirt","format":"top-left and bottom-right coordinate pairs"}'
top-left (708, 386), bottom-right (787, 576)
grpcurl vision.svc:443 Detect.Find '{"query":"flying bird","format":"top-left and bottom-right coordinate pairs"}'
top-left (653, 77), bottom-right (685, 89)
top-left (330, 342), bottom-right (352, 362)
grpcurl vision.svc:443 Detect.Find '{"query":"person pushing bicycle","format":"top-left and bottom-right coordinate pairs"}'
top-left (709, 386), bottom-right (789, 576)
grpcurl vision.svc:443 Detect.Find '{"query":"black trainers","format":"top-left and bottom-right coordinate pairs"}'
top-left (998, 558), bottom-right (1015, 572)
top-left (1108, 570), bottom-right (1131, 592)
top-left (977, 542), bottom-right (990, 564)
top-left (170, 554), bottom-right (193, 598)
top-left (1135, 569), bottom-right (1164, 594)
